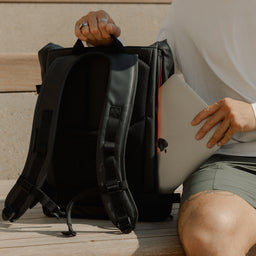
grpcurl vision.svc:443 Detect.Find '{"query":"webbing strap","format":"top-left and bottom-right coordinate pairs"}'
top-left (18, 177), bottom-right (64, 218)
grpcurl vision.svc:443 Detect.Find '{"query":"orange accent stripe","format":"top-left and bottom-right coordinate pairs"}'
top-left (157, 69), bottom-right (162, 153)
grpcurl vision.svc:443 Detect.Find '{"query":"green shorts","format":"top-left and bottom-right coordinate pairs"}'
top-left (181, 154), bottom-right (256, 207)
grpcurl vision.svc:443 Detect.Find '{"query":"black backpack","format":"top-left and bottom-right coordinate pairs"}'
top-left (2, 38), bottom-right (177, 236)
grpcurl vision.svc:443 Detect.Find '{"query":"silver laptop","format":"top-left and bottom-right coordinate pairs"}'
top-left (158, 74), bottom-right (219, 194)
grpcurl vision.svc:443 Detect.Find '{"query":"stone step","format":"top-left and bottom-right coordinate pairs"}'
top-left (1, 0), bottom-right (171, 2)
top-left (0, 54), bottom-right (40, 92)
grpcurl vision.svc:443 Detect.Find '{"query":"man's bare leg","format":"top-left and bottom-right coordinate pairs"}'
top-left (178, 191), bottom-right (256, 256)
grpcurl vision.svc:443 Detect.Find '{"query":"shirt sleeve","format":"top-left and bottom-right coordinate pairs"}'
top-left (230, 103), bottom-right (256, 143)
top-left (252, 103), bottom-right (256, 120)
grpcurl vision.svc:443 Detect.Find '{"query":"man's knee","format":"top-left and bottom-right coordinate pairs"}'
top-left (178, 191), bottom-right (239, 233)
top-left (177, 191), bottom-right (250, 255)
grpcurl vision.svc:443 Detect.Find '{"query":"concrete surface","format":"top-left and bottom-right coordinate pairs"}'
top-left (0, 3), bottom-right (170, 52)
top-left (0, 93), bottom-right (37, 179)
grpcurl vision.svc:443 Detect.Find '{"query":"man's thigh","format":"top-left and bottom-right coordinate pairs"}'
top-left (181, 154), bottom-right (256, 208)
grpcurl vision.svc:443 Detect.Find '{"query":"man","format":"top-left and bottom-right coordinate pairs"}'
top-left (75, 2), bottom-right (256, 255)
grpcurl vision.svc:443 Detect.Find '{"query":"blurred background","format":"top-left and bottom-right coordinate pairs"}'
top-left (0, 0), bottom-right (171, 179)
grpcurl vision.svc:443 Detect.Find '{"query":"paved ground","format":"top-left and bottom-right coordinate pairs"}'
top-left (0, 93), bottom-right (36, 179)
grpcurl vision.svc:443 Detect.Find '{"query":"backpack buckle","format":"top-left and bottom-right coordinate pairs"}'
top-left (103, 180), bottom-right (127, 194)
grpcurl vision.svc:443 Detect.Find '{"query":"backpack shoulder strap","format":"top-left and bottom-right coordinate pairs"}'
top-left (2, 53), bottom-right (92, 222)
top-left (96, 53), bottom-right (139, 233)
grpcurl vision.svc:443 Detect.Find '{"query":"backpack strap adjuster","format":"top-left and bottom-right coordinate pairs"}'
top-left (101, 180), bottom-right (128, 194)
top-left (103, 141), bottom-right (116, 153)
top-left (18, 176), bottom-right (64, 218)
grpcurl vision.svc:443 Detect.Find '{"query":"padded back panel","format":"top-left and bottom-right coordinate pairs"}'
top-left (48, 56), bottom-right (110, 213)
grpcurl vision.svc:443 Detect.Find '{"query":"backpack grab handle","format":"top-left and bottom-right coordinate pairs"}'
top-left (73, 35), bottom-right (125, 54)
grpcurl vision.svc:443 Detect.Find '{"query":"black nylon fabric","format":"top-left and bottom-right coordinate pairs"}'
top-left (41, 40), bottom-right (175, 221)
top-left (4, 38), bottom-right (175, 224)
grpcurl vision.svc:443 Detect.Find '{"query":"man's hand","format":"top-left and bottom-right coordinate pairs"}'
top-left (75, 10), bottom-right (121, 46)
top-left (191, 98), bottom-right (256, 148)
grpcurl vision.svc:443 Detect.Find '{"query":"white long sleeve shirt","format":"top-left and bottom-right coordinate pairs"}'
top-left (157, 0), bottom-right (256, 157)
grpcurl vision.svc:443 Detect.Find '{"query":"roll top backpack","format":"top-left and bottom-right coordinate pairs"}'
top-left (2, 37), bottom-right (177, 236)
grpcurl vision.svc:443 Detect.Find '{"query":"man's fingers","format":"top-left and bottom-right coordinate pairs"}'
top-left (75, 19), bottom-right (88, 41)
top-left (106, 23), bottom-right (121, 38)
top-left (97, 14), bottom-right (111, 39)
top-left (87, 13), bottom-right (102, 41)
top-left (81, 25), bottom-right (96, 41)
top-left (191, 101), bottom-right (222, 126)
top-left (191, 97), bottom-right (256, 148)
top-left (195, 109), bottom-right (225, 140)
top-left (75, 16), bottom-right (96, 41)
top-left (218, 126), bottom-right (236, 146)
top-left (206, 119), bottom-right (230, 148)
top-left (75, 10), bottom-right (121, 45)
